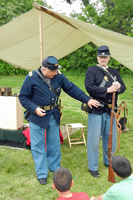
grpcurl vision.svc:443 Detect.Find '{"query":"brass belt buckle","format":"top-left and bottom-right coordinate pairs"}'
top-left (45, 106), bottom-right (50, 110)
top-left (41, 104), bottom-right (57, 110)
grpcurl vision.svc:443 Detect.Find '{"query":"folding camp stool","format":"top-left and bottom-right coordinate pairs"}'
top-left (66, 123), bottom-right (87, 147)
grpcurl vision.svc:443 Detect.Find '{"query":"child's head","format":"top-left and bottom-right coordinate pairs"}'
top-left (53, 167), bottom-right (72, 192)
top-left (112, 155), bottom-right (132, 178)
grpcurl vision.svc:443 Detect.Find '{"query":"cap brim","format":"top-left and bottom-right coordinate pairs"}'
top-left (43, 65), bottom-right (62, 71)
top-left (97, 54), bottom-right (110, 57)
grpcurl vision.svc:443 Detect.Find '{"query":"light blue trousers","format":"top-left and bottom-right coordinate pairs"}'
top-left (29, 114), bottom-right (61, 179)
top-left (87, 113), bottom-right (117, 171)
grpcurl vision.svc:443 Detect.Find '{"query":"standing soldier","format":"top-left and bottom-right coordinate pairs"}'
top-left (19, 56), bottom-right (99, 185)
top-left (85, 46), bottom-right (126, 178)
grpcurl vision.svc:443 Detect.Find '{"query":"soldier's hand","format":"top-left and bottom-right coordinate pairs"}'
top-left (107, 81), bottom-right (121, 93)
top-left (87, 99), bottom-right (99, 109)
top-left (113, 81), bottom-right (121, 90)
top-left (35, 107), bottom-right (46, 117)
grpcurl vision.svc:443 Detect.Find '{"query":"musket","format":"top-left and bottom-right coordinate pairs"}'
top-left (107, 91), bottom-right (115, 183)
top-left (106, 77), bottom-right (117, 183)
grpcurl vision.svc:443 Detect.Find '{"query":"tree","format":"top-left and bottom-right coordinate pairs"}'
top-left (71, 0), bottom-right (133, 35)
top-left (61, 0), bottom-right (133, 74)
top-left (0, 0), bottom-right (48, 27)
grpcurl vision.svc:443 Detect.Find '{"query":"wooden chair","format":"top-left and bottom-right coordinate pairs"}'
top-left (66, 123), bottom-right (87, 147)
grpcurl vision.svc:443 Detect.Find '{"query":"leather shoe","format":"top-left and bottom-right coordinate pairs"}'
top-left (38, 178), bottom-right (47, 185)
top-left (104, 164), bottom-right (109, 167)
top-left (89, 170), bottom-right (100, 178)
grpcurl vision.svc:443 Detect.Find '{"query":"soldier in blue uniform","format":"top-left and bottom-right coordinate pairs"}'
top-left (19, 56), bottom-right (99, 185)
top-left (85, 46), bottom-right (126, 178)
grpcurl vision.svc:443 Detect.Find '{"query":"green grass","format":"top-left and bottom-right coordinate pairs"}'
top-left (0, 73), bottom-right (133, 200)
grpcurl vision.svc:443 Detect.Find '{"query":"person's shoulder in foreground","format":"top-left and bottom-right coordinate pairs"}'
top-left (52, 167), bottom-right (90, 200)
top-left (55, 192), bottom-right (89, 200)
top-left (90, 155), bottom-right (133, 200)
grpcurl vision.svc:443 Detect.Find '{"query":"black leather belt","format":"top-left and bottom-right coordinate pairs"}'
top-left (40, 104), bottom-right (57, 110)
top-left (100, 101), bottom-right (112, 108)
top-left (92, 97), bottom-right (112, 109)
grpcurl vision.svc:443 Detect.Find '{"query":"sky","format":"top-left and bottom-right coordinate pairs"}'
top-left (46, 0), bottom-right (83, 16)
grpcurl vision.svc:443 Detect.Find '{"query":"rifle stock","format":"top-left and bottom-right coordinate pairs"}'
top-left (107, 91), bottom-right (116, 183)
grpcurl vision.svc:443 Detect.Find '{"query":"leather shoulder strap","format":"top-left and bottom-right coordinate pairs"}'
top-left (96, 64), bottom-right (115, 81)
top-left (35, 69), bottom-right (59, 97)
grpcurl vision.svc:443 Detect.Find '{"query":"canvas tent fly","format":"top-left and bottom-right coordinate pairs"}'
top-left (0, 3), bottom-right (133, 71)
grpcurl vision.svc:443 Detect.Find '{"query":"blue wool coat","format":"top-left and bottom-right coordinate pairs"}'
top-left (19, 69), bottom-right (90, 129)
top-left (85, 65), bottom-right (126, 115)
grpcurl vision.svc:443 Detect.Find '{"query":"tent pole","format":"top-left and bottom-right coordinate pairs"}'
top-left (39, 10), bottom-right (43, 65)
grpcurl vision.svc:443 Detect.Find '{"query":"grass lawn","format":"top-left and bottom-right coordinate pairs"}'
top-left (0, 73), bottom-right (133, 200)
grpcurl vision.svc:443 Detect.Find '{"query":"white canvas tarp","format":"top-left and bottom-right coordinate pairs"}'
top-left (0, 4), bottom-right (133, 71)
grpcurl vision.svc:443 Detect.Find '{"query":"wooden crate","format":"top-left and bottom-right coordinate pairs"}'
top-left (0, 96), bottom-right (23, 130)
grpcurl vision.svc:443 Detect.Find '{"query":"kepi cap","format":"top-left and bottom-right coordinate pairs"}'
top-left (42, 56), bottom-right (62, 71)
top-left (97, 45), bottom-right (110, 57)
